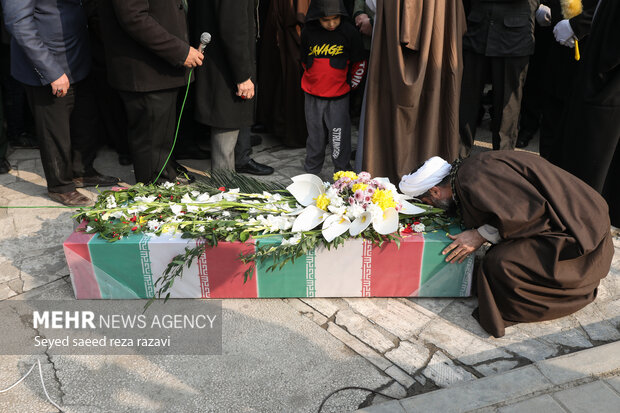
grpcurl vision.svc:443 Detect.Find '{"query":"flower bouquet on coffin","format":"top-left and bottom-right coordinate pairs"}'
top-left (287, 171), bottom-right (427, 241)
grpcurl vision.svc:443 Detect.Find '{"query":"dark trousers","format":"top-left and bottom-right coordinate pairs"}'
top-left (304, 93), bottom-right (352, 174)
top-left (119, 88), bottom-right (179, 184)
top-left (234, 127), bottom-right (252, 168)
top-left (24, 81), bottom-right (99, 193)
top-left (0, 84), bottom-right (6, 160)
top-left (459, 51), bottom-right (529, 153)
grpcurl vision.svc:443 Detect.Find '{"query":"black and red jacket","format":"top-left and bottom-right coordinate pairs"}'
top-left (300, 0), bottom-right (366, 98)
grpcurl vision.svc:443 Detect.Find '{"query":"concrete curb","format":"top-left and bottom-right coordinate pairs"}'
top-left (357, 341), bottom-right (620, 413)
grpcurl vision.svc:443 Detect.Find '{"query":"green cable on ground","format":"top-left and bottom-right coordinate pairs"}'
top-left (1, 68), bottom-right (195, 210)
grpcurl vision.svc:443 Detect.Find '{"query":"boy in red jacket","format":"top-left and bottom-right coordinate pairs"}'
top-left (301, 0), bottom-right (366, 174)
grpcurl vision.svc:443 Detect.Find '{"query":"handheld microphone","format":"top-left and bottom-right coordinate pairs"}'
top-left (199, 32), bottom-right (212, 53)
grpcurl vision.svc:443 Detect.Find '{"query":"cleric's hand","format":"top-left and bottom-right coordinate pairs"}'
top-left (184, 46), bottom-right (204, 68)
top-left (553, 19), bottom-right (575, 48)
top-left (442, 230), bottom-right (485, 264)
top-left (535, 4), bottom-right (552, 27)
top-left (50, 73), bottom-right (70, 98)
top-left (355, 13), bottom-right (373, 37)
top-left (237, 78), bottom-right (255, 100)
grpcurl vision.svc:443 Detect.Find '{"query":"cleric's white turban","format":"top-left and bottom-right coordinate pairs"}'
top-left (398, 157), bottom-right (452, 197)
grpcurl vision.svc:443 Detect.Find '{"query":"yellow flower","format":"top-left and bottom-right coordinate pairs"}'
top-left (351, 183), bottom-right (368, 193)
top-left (333, 171), bottom-right (358, 181)
top-left (372, 189), bottom-right (397, 211)
top-left (315, 194), bottom-right (331, 211)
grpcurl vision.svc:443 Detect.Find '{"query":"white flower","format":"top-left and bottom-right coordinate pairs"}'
top-left (248, 208), bottom-right (258, 214)
top-left (134, 195), bottom-right (156, 203)
top-left (86, 226), bottom-right (94, 232)
top-left (111, 211), bottom-right (124, 219)
top-left (195, 193), bottom-right (210, 202)
top-left (105, 195), bottom-right (117, 209)
top-left (180, 193), bottom-right (193, 203)
top-left (170, 204), bottom-right (183, 216)
top-left (222, 211), bottom-right (231, 217)
top-left (413, 223), bottom-right (425, 233)
top-left (281, 233), bottom-right (301, 246)
top-left (197, 225), bottom-right (205, 232)
top-left (327, 204), bottom-right (346, 216)
top-left (346, 204), bottom-right (365, 220)
top-left (147, 220), bottom-right (162, 231)
top-left (186, 205), bottom-right (199, 213)
top-left (161, 182), bottom-right (175, 189)
top-left (191, 190), bottom-right (200, 197)
top-left (226, 227), bottom-right (233, 231)
top-left (208, 193), bottom-right (223, 203)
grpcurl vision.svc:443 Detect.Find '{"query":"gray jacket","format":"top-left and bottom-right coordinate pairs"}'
top-left (1, 0), bottom-right (91, 86)
top-left (463, 0), bottom-right (540, 57)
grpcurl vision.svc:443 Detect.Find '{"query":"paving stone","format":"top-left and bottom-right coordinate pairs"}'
top-left (0, 170), bottom-right (18, 185)
top-left (369, 381), bottom-right (407, 404)
top-left (344, 298), bottom-right (432, 340)
top-left (284, 298), bottom-right (328, 325)
top-left (514, 316), bottom-right (594, 351)
top-left (384, 340), bottom-right (430, 375)
top-left (399, 365), bottom-right (551, 412)
top-left (7, 278), bottom-right (24, 294)
top-left (0, 216), bottom-right (15, 238)
top-left (301, 298), bottom-right (348, 318)
top-left (357, 400), bottom-right (407, 413)
top-left (572, 304), bottom-right (620, 342)
top-left (498, 395), bottom-right (566, 413)
top-left (474, 359), bottom-right (520, 377)
top-left (604, 372), bottom-right (620, 394)
top-left (0, 260), bottom-right (20, 284)
top-left (405, 297), bottom-right (455, 318)
top-left (419, 319), bottom-right (511, 365)
top-left (422, 350), bottom-right (477, 388)
top-left (595, 298), bottom-right (620, 329)
top-left (553, 381), bottom-right (620, 413)
top-left (434, 299), bottom-right (490, 337)
top-left (326, 322), bottom-right (393, 371)
top-left (597, 269), bottom-right (620, 302)
top-left (535, 341), bottom-right (620, 385)
top-left (0, 283), bottom-right (18, 300)
top-left (384, 365), bottom-right (416, 388)
top-left (335, 309), bottom-right (396, 353)
top-left (497, 329), bottom-right (558, 362)
top-left (18, 248), bottom-right (68, 292)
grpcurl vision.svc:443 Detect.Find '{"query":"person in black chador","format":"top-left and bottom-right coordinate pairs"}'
top-left (560, 0), bottom-right (620, 228)
top-left (301, 0), bottom-right (366, 175)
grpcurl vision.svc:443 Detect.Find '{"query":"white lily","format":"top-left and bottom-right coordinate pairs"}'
top-left (292, 205), bottom-right (328, 232)
top-left (322, 214), bottom-right (351, 242)
top-left (287, 174), bottom-right (325, 206)
top-left (349, 211), bottom-right (372, 236)
top-left (399, 199), bottom-right (426, 215)
top-left (372, 207), bottom-right (399, 234)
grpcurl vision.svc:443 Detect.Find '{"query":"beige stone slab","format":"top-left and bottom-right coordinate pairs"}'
top-left (335, 308), bottom-right (396, 353)
top-left (498, 395), bottom-right (566, 413)
top-left (326, 322), bottom-right (393, 371)
top-left (535, 341), bottom-right (620, 385)
top-left (553, 381), bottom-right (620, 413)
top-left (398, 365), bottom-right (551, 413)
top-left (422, 350), bottom-right (477, 388)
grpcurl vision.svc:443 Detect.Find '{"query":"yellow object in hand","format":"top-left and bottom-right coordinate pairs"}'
top-left (574, 39), bottom-right (580, 61)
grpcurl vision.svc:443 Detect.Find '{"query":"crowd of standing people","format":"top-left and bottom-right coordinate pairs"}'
top-left (0, 0), bottom-right (617, 229)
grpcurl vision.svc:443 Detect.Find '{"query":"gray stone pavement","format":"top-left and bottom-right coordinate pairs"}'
top-left (0, 125), bottom-right (618, 412)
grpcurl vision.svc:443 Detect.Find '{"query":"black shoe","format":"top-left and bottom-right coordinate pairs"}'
top-left (251, 123), bottom-right (266, 133)
top-left (118, 153), bottom-right (132, 166)
top-left (73, 173), bottom-right (120, 188)
top-left (236, 159), bottom-right (274, 175)
top-left (250, 134), bottom-right (262, 147)
top-left (174, 146), bottom-right (211, 160)
top-left (515, 136), bottom-right (532, 148)
top-left (0, 158), bottom-right (10, 174)
top-left (9, 132), bottom-right (39, 149)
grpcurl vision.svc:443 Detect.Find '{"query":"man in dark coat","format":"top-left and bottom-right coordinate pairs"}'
top-left (399, 151), bottom-right (614, 338)
top-left (459, 0), bottom-right (539, 154)
top-left (98, 0), bottom-right (204, 184)
top-left (192, 0), bottom-right (273, 175)
top-left (1, 0), bottom-right (118, 206)
top-left (561, 0), bottom-right (619, 228)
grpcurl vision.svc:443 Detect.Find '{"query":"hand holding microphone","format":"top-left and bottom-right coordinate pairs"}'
top-left (183, 32), bottom-right (211, 68)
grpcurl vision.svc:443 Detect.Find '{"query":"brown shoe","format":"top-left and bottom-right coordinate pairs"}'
top-left (48, 191), bottom-right (93, 207)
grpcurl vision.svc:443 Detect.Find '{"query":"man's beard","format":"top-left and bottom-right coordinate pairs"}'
top-left (433, 197), bottom-right (456, 213)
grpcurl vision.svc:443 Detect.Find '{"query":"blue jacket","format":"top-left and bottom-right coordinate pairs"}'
top-left (1, 0), bottom-right (91, 86)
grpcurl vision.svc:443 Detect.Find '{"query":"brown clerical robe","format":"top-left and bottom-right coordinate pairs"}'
top-left (455, 151), bottom-right (614, 338)
top-left (359, 0), bottom-right (466, 183)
